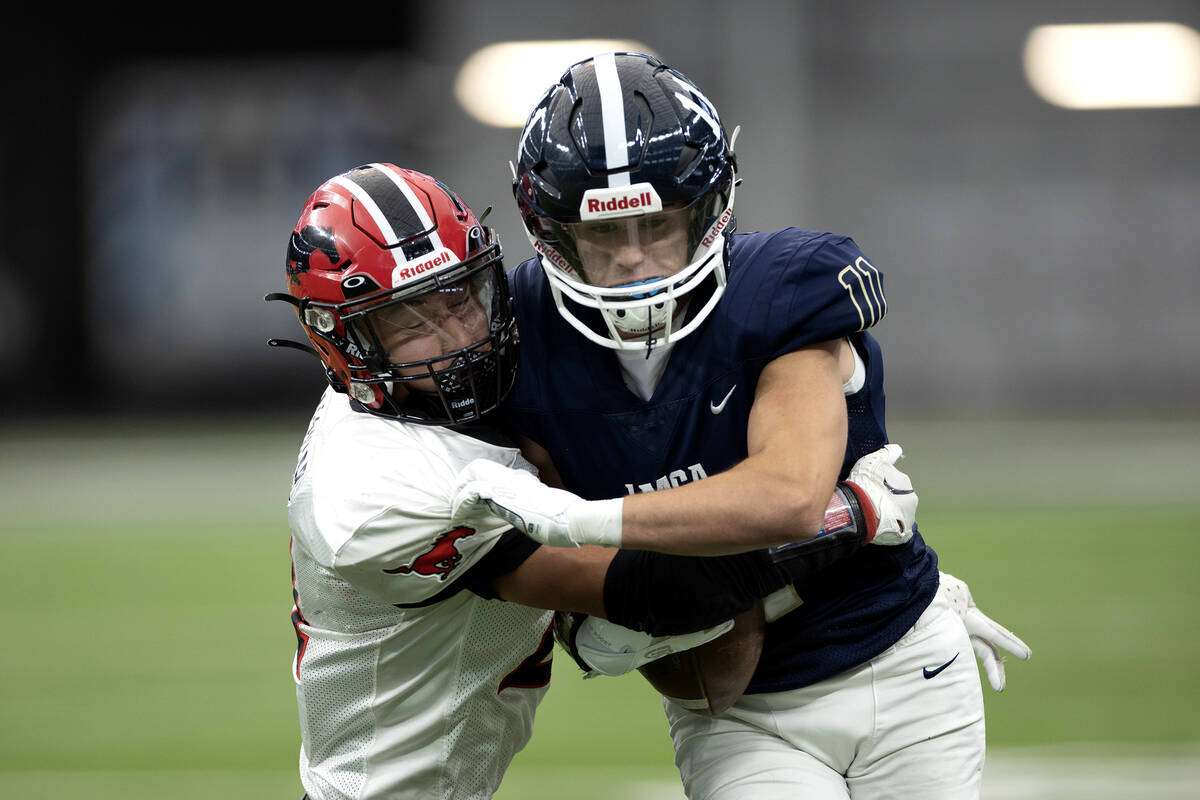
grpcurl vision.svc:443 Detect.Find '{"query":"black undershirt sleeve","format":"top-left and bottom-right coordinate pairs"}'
top-left (459, 529), bottom-right (542, 599)
top-left (602, 484), bottom-right (874, 636)
top-left (603, 549), bottom-right (788, 636)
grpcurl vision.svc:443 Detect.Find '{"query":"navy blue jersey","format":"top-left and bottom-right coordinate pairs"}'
top-left (502, 228), bottom-right (939, 692)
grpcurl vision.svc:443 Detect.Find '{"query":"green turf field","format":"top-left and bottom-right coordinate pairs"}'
top-left (1, 417), bottom-right (1197, 799)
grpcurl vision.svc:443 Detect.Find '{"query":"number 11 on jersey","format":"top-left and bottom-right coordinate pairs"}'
top-left (838, 257), bottom-right (887, 330)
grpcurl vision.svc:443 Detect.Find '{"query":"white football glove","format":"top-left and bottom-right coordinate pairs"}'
top-left (938, 571), bottom-right (1032, 692)
top-left (846, 444), bottom-right (918, 545)
top-left (450, 458), bottom-right (624, 548)
top-left (561, 612), bottom-right (735, 678)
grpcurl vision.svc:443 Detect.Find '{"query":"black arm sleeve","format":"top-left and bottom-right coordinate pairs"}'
top-left (603, 549), bottom-right (786, 636)
top-left (460, 529), bottom-right (542, 599)
top-left (603, 481), bottom-right (874, 635)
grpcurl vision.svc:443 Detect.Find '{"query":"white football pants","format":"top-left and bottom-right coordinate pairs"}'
top-left (665, 591), bottom-right (986, 799)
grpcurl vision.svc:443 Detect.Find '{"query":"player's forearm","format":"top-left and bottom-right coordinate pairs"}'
top-left (619, 461), bottom-right (834, 555)
top-left (449, 446), bottom-right (841, 554)
top-left (490, 544), bottom-right (613, 617)
top-left (615, 342), bottom-right (848, 555)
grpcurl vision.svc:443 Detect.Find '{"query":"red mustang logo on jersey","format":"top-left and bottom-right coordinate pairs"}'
top-left (384, 527), bottom-right (476, 581)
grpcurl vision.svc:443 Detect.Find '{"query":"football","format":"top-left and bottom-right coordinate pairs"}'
top-left (636, 601), bottom-right (766, 716)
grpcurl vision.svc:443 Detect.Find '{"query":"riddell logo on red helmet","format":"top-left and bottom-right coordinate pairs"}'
top-left (391, 247), bottom-right (458, 286)
top-left (579, 182), bottom-right (664, 220)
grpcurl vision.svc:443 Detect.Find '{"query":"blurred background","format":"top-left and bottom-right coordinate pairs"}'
top-left (4, 0), bottom-right (1198, 421)
top-left (1, 1), bottom-right (1197, 798)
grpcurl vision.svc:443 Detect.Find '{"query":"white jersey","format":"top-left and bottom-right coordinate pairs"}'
top-left (287, 388), bottom-right (553, 800)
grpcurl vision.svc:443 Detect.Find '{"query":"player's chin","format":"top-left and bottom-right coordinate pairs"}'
top-left (636, 602), bottom-right (765, 717)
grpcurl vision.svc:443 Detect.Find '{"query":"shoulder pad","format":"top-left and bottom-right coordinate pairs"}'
top-left (728, 230), bottom-right (888, 355)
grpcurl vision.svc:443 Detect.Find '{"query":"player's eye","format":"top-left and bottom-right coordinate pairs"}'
top-left (375, 306), bottom-right (429, 332)
top-left (583, 222), bottom-right (619, 237)
top-left (395, 313), bottom-right (430, 330)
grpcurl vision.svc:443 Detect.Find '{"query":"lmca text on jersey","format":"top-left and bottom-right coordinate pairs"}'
top-left (626, 463), bottom-right (708, 494)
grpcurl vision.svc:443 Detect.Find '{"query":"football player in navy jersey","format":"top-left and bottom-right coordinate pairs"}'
top-left (272, 163), bottom-right (970, 799)
top-left (450, 52), bottom-right (1030, 799)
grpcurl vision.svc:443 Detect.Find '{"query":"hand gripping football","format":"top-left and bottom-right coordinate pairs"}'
top-left (636, 601), bottom-right (766, 716)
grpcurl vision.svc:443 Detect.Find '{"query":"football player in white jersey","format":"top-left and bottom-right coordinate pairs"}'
top-left (268, 163), bottom-right (1019, 800)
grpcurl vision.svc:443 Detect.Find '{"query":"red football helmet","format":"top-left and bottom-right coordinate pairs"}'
top-left (267, 163), bottom-right (516, 425)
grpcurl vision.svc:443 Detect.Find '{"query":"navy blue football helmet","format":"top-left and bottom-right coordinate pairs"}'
top-left (513, 52), bottom-right (738, 350)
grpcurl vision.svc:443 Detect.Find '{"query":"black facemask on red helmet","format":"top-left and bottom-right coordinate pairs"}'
top-left (267, 163), bottom-right (517, 426)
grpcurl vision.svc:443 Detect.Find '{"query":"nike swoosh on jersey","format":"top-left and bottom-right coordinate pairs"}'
top-left (710, 385), bottom-right (737, 414)
top-left (922, 652), bottom-right (959, 679)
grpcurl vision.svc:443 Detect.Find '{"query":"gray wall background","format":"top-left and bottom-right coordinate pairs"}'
top-left (2, 0), bottom-right (1195, 421)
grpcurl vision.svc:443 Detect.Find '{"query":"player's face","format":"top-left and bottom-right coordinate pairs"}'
top-left (370, 278), bottom-right (491, 392)
top-left (572, 208), bottom-right (690, 289)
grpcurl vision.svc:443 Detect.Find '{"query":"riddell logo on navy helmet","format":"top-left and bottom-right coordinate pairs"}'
top-left (534, 240), bottom-right (574, 273)
top-left (586, 192), bottom-right (652, 214)
top-left (701, 207), bottom-right (734, 249)
top-left (579, 183), bottom-right (664, 220)
top-left (392, 248), bottom-right (457, 285)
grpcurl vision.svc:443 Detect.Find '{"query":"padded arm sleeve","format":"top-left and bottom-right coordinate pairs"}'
top-left (767, 482), bottom-right (872, 580)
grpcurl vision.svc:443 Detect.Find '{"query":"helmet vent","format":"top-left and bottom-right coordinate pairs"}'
top-left (400, 237), bottom-right (435, 262)
top-left (431, 177), bottom-right (468, 219)
top-left (535, 162), bottom-right (561, 193)
top-left (629, 92), bottom-right (654, 164)
top-left (675, 142), bottom-right (703, 180)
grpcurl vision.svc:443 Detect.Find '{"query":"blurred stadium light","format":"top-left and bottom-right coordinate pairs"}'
top-left (1024, 22), bottom-right (1200, 109)
top-left (455, 40), bottom-right (655, 127)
